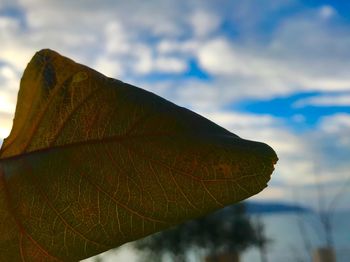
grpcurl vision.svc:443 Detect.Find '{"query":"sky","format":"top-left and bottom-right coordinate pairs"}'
top-left (0, 0), bottom-right (349, 213)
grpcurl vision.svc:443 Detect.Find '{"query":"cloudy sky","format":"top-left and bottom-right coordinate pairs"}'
top-left (0, 0), bottom-right (349, 211)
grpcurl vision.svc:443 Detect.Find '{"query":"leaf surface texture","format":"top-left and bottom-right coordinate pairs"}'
top-left (0, 49), bottom-right (277, 261)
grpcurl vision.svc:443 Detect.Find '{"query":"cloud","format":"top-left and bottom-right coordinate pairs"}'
top-left (94, 56), bottom-right (124, 78)
top-left (153, 56), bottom-right (188, 73)
top-left (0, 64), bottom-right (19, 134)
top-left (319, 5), bottom-right (337, 19)
top-left (317, 113), bottom-right (350, 149)
top-left (0, 15), bottom-right (20, 30)
top-left (0, 59), bottom-right (18, 139)
top-left (194, 22), bottom-right (350, 98)
top-left (103, 22), bottom-right (132, 55)
top-left (81, 243), bottom-right (139, 262)
top-left (319, 113), bottom-right (350, 133)
top-left (189, 10), bottom-right (221, 37)
top-left (301, 114), bottom-right (350, 199)
top-left (0, 112), bottom-right (13, 139)
top-left (293, 93), bottom-right (350, 107)
top-left (2, 0), bottom-right (350, 100)
top-left (0, 93), bottom-right (15, 115)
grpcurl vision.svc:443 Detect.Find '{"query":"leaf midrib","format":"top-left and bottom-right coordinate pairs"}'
top-left (0, 133), bottom-right (265, 184)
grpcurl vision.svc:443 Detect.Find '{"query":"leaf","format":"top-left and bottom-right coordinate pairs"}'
top-left (0, 49), bottom-right (278, 261)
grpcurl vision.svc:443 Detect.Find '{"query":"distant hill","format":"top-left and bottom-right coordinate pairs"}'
top-left (245, 201), bottom-right (311, 214)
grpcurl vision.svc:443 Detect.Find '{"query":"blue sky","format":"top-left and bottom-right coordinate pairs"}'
top-left (237, 92), bottom-right (350, 130)
top-left (0, 0), bottom-right (349, 211)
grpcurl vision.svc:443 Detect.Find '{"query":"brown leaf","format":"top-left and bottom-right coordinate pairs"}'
top-left (0, 49), bottom-right (277, 261)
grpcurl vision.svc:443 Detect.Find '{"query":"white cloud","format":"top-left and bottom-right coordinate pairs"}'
top-left (157, 39), bottom-right (198, 55)
top-left (0, 64), bottom-right (19, 125)
top-left (153, 56), bottom-right (188, 73)
top-left (104, 21), bottom-right (132, 55)
top-left (0, 112), bottom-right (13, 139)
top-left (189, 10), bottom-right (221, 37)
top-left (293, 93), bottom-right (350, 108)
top-left (0, 16), bottom-right (20, 31)
top-left (251, 186), bottom-right (285, 201)
top-left (0, 124), bottom-right (12, 139)
top-left (304, 114), bottom-right (350, 191)
top-left (0, 92), bottom-right (16, 141)
top-left (0, 65), bottom-right (17, 80)
top-left (197, 38), bottom-right (246, 75)
top-left (0, 94), bottom-right (16, 115)
top-left (319, 5), bottom-right (336, 19)
top-left (195, 31), bottom-right (350, 99)
top-left (1, 0), bottom-right (348, 103)
top-left (132, 45), bottom-right (154, 75)
top-left (188, 6), bottom-right (350, 101)
top-left (95, 20), bottom-right (189, 76)
top-left (81, 243), bottom-right (139, 262)
top-left (318, 113), bottom-right (350, 136)
top-left (196, 37), bottom-right (290, 81)
top-left (93, 57), bottom-right (124, 78)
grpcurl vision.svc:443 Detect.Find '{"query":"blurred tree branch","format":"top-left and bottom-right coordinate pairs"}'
top-left (133, 203), bottom-right (265, 262)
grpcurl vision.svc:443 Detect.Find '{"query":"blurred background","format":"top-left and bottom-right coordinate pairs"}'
top-left (0, 0), bottom-right (349, 261)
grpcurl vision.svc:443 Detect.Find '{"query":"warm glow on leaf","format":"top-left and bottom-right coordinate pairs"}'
top-left (0, 49), bottom-right (277, 261)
